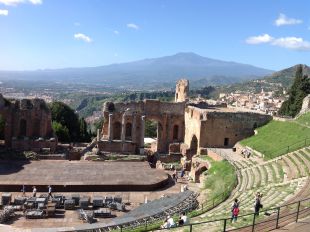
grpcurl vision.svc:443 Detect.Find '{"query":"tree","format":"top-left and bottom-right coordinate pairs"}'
top-left (145, 120), bottom-right (157, 138)
top-left (52, 122), bottom-right (70, 143)
top-left (279, 65), bottom-right (310, 117)
top-left (50, 101), bottom-right (91, 142)
top-left (79, 117), bottom-right (91, 142)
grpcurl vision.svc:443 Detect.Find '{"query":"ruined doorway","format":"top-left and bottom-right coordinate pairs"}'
top-left (125, 122), bottom-right (132, 140)
top-left (19, 119), bottom-right (27, 137)
top-left (0, 115), bottom-right (5, 143)
top-left (190, 135), bottom-right (198, 155)
top-left (144, 119), bottom-right (158, 151)
top-left (113, 122), bottom-right (121, 140)
top-left (224, 137), bottom-right (229, 146)
top-left (173, 125), bottom-right (179, 140)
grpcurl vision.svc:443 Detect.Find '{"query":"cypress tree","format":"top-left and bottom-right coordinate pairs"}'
top-left (279, 65), bottom-right (310, 117)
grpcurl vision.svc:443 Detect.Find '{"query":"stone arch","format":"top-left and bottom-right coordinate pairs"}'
top-left (113, 122), bottom-right (121, 140)
top-left (173, 124), bottom-right (179, 140)
top-left (190, 135), bottom-right (198, 155)
top-left (125, 122), bottom-right (132, 140)
top-left (19, 119), bottom-right (27, 137)
top-left (33, 118), bottom-right (41, 137)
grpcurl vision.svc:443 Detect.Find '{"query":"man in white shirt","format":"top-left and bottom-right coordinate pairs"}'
top-left (32, 186), bottom-right (37, 197)
top-left (181, 212), bottom-right (189, 225)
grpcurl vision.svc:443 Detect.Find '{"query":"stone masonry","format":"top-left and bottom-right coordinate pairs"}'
top-left (0, 94), bottom-right (57, 152)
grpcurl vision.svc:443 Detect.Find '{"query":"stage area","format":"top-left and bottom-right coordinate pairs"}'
top-left (0, 160), bottom-right (169, 192)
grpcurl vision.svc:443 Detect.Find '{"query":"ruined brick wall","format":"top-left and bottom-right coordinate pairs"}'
top-left (184, 106), bottom-right (272, 150)
top-left (175, 79), bottom-right (189, 102)
top-left (184, 107), bottom-right (201, 150)
top-left (0, 94), bottom-right (55, 150)
top-left (101, 99), bottom-right (185, 154)
top-left (200, 111), bottom-right (272, 148)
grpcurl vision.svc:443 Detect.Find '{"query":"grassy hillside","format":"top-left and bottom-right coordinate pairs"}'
top-left (240, 117), bottom-right (310, 160)
top-left (296, 112), bottom-right (310, 127)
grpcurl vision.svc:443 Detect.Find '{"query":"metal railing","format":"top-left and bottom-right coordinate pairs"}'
top-left (265, 138), bottom-right (310, 159)
top-left (123, 197), bottom-right (310, 232)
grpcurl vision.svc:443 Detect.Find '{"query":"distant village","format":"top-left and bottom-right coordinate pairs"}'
top-left (218, 88), bottom-right (287, 116)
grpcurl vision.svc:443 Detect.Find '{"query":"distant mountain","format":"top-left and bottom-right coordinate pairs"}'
top-left (218, 64), bottom-right (310, 94)
top-left (264, 64), bottom-right (310, 88)
top-left (0, 52), bottom-right (273, 88)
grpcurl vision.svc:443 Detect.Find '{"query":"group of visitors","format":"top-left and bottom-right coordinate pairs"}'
top-left (171, 167), bottom-right (186, 183)
top-left (21, 185), bottom-right (53, 199)
top-left (161, 212), bottom-right (189, 229)
top-left (229, 192), bottom-right (263, 224)
top-left (241, 148), bottom-right (251, 158)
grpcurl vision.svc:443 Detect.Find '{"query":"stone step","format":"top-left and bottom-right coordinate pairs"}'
top-left (289, 153), bottom-right (307, 177)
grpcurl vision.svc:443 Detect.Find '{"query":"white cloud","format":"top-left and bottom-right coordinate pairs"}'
top-left (246, 34), bottom-right (310, 51)
top-left (0, 0), bottom-right (42, 5)
top-left (275, 13), bottom-right (303, 26)
top-left (245, 34), bottom-right (274, 44)
top-left (127, 23), bottom-right (139, 30)
top-left (74, 33), bottom-right (92, 43)
top-left (113, 30), bottom-right (119, 35)
top-left (271, 37), bottom-right (310, 51)
top-left (0, 9), bottom-right (8, 15)
top-left (28, 0), bottom-right (41, 4)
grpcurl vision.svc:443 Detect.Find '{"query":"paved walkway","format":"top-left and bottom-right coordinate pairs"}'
top-left (273, 216), bottom-right (310, 232)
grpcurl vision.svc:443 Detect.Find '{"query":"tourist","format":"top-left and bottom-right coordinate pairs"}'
top-left (48, 185), bottom-right (53, 199)
top-left (173, 169), bottom-right (178, 182)
top-left (161, 218), bottom-right (169, 229)
top-left (161, 216), bottom-right (175, 229)
top-left (21, 185), bottom-right (26, 196)
top-left (180, 168), bottom-right (185, 178)
top-left (167, 215), bottom-right (176, 228)
top-left (181, 212), bottom-right (189, 225)
top-left (178, 215), bottom-right (184, 226)
top-left (32, 186), bottom-right (37, 197)
top-left (231, 198), bottom-right (240, 223)
top-left (254, 192), bottom-right (263, 216)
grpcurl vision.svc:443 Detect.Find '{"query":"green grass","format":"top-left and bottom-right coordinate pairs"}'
top-left (203, 159), bottom-right (237, 200)
top-left (240, 120), bottom-right (310, 160)
top-left (296, 112), bottom-right (310, 127)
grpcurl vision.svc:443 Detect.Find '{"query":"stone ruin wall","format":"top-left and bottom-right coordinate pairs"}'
top-left (183, 107), bottom-right (202, 149)
top-left (0, 94), bottom-right (56, 152)
top-left (184, 106), bottom-right (272, 151)
top-left (175, 79), bottom-right (189, 102)
top-left (200, 111), bottom-right (272, 148)
top-left (298, 94), bottom-right (310, 116)
top-left (100, 100), bottom-right (185, 154)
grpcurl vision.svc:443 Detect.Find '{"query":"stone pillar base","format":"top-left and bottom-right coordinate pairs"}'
top-left (139, 148), bottom-right (145, 155)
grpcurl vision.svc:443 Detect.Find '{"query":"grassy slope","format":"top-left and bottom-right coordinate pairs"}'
top-left (203, 158), bottom-right (237, 200)
top-left (240, 118), bottom-right (310, 160)
top-left (297, 112), bottom-right (310, 127)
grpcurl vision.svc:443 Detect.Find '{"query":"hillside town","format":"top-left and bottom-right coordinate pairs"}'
top-left (218, 88), bottom-right (287, 116)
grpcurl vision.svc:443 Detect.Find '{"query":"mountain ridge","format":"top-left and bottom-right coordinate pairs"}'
top-left (0, 52), bottom-right (274, 87)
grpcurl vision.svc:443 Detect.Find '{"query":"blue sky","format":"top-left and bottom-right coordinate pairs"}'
top-left (0, 0), bottom-right (309, 71)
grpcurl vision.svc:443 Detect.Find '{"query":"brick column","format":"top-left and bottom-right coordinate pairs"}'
top-left (121, 113), bottom-right (126, 142)
top-left (108, 113), bottom-right (113, 141)
top-left (131, 114), bottom-right (136, 142)
top-left (140, 115), bottom-right (145, 154)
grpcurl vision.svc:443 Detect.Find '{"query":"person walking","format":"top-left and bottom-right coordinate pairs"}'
top-left (48, 185), bottom-right (53, 199)
top-left (32, 186), bottom-right (37, 197)
top-left (254, 192), bottom-right (263, 216)
top-left (173, 169), bottom-right (178, 182)
top-left (21, 185), bottom-right (26, 197)
top-left (231, 198), bottom-right (239, 223)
